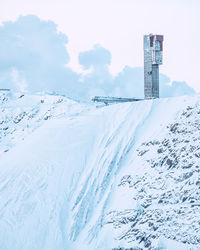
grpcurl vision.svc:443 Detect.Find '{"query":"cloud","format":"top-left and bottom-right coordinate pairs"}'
top-left (11, 68), bottom-right (27, 92)
top-left (78, 45), bottom-right (113, 99)
top-left (0, 15), bottom-right (69, 70)
top-left (114, 68), bottom-right (195, 99)
top-left (0, 15), bottom-right (195, 102)
top-left (114, 66), bottom-right (144, 98)
top-left (0, 15), bottom-right (79, 96)
top-left (79, 44), bottom-right (111, 70)
top-left (160, 79), bottom-right (195, 97)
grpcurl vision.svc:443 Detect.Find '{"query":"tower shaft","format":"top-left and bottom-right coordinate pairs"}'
top-left (144, 34), bottom-right (164, 99)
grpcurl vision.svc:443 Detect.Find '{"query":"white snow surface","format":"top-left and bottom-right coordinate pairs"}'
top-left (0, 91), bottom-right (200, 250)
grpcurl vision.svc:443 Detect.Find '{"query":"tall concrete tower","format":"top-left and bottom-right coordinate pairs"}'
top-left (144, 34), bottom-right (164, 99)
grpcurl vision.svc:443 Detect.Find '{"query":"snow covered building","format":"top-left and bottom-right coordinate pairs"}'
top-left (144, 34), bottom-right (164, 99)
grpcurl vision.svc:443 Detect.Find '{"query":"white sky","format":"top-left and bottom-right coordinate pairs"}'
top-left (0, 0), bottom-right (200, 91)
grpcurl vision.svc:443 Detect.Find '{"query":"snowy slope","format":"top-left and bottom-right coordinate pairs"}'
top-left (0, 92), bottom-right (200, 250)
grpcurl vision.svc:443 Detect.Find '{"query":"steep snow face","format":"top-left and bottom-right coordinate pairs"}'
top-left (0, 92), bottom-right (200, 250)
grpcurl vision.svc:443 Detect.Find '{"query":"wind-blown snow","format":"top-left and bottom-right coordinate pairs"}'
top-left (0, 91), bottom-right (200, 250)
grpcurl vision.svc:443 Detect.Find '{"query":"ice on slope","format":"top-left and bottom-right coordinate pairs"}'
top-left (0, 93), bottom-right (200, 250)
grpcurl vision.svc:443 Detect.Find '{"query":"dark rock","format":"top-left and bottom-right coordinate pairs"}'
top-left (162, 139), bottom-right (170, 146)
top-left (182, 164), bottom-right (193, 169)
top-left (169, 123), bottom-right (179, 133)
top-left (138, 150), bottom-right (149, 156)
top-left (166, 158), bottom-right (173, 167)
top-left (195, 153), bottom-right (200, 158)
top-left (148, 222), bottom-right (153, 227)
top-left (183, 172), bottom-right (193, 180)
top-left (144, 240), bottom-right (151, 248)
top-left (196, 181), bottom-right (200, 186)
top-left (182, 197), bottom-right (187, 202)
top-left (153, 225), bottom-right (158, 231)
top-left (157, 148), bottom-right (164, 154)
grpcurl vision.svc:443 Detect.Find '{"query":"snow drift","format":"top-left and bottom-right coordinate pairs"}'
top-left (0, 91), bottom-right (200, 250)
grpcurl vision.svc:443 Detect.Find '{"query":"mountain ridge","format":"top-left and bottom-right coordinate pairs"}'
top-left (0, 92), bottom-right (199, 249)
